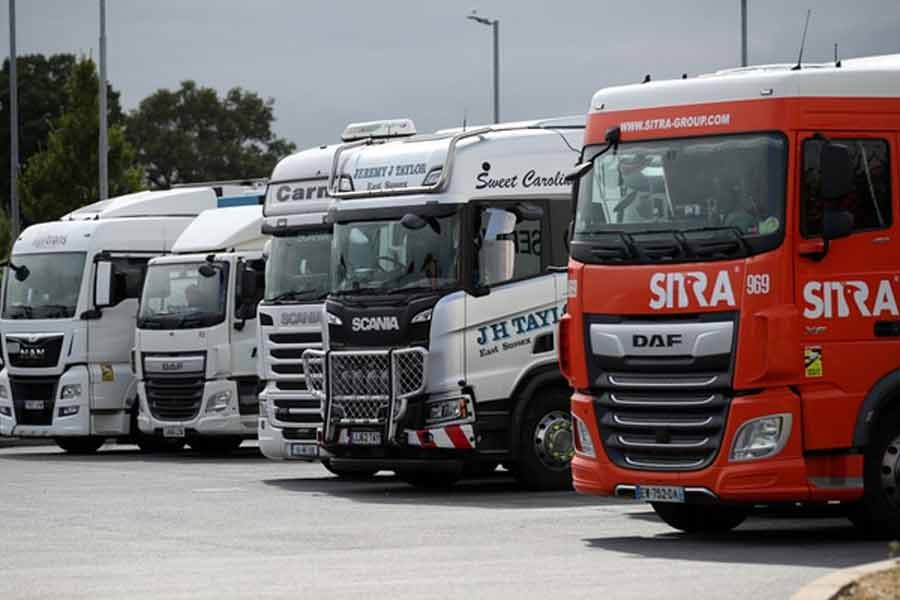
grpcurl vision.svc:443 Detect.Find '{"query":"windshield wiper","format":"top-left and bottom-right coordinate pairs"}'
top-left (267, 289), bottom-right (324, 304)
top-left (385, 284), bottom-right (450, 295)
top-left (332, 286), bottom-right (387, 297)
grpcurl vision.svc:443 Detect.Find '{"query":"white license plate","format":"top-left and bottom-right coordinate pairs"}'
top-left (24, 400), bottom-right (44, 410)
top-left (350, 431), bottom-right (382, 446)
top-left (163, 426), bottom-right (186, 438)
top-left (635, 485), bottom-right (685, 503)
top-left (289, 443), bottom-right (318, 458)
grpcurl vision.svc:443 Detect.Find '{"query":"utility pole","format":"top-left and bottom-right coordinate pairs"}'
top-left (8, 0), bottom-right (19, 241)
top-left (741, 0), bottom-right (748, 67)
top-left (467, 11), bottom-right (500, 124)
top-left (98, 0), bottom-right (108, 200)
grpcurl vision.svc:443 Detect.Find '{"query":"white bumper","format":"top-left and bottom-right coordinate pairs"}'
top-left (257, 387), bottom-right (324, 461)
top-left (0, 366), bottom-right (91, 438)
top-left (137, 378), bottom-right (256, 437)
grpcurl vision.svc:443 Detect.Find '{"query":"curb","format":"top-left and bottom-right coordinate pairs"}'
top-left (791, 558), bottom-right (899, 600)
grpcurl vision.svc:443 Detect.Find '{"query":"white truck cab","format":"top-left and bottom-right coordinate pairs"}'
top-left (256, 144), bottom-right (336, 461)
top-left (134, 203), bottom-right (268, 453)
top-left (0, 187), bottom-right (245, 453)
top-left (303, 117), bottom-right (584, 488)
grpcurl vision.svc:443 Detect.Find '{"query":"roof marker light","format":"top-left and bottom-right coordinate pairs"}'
top-left (341, 119), bottom-right (417, 142)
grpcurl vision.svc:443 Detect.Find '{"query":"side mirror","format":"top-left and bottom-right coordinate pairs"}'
top-left (95, 261), bottom-right (114, 308)
top-left (820, 142), bottom-right (854, 201)
top-left (823, 207), bottom-right (854, 241)
top-left (239, 268), bottom-right (257, 303)
top-left (262, 239), bottom-right (272, 261)
top-left (484, 208), bottom-right (516, 240)
top-left (479, 239), bottom-right (515, 287)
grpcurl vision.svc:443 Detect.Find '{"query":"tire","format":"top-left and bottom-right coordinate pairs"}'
top-left (188, 436), bottom-right (243, 455)
top-left (396, 466), bottom-right (462, 489)
top-left (651, 503), bottom-right (748, 533)
top-left (514, 386), bottom-right (574, 490)
top-left (850, 406), bottom-right (900, 539)
top-left (54, 437), bottom-right (105, 454)
top-left (321, 458), bottom-right (379, 480)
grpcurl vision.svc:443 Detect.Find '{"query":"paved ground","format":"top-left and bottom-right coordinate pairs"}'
top-left (0, 443), bottom-right (887, 600)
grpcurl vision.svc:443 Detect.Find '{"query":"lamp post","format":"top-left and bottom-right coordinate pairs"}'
top-left (9, 0), bottom-right (19, 241)
top-left (466, 11), bottom-right (499, 124)
top-left (740, 0), bottom-right (748, 67)
top-left (99, 0), bottom-right (108, 200)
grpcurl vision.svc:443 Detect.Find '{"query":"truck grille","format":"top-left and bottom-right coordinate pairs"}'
top-left (263, 329), bottom-right (321, 429)
top-left (6, 334), bottom-right (64, 368)
top-left (146, 376), bottom-right (204, 421)
top-left (10, 376), bottom-right (58, 426)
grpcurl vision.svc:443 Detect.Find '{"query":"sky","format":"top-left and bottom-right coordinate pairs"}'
top-left (2, 0), bottom-right (899, 154)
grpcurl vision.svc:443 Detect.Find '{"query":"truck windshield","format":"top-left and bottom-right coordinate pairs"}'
top-left (332, 211), bottom-right (460, 295)
top-left (138, 262), bottom-right (228, 329)
top-left (265, 229), bottom-right (332, 303)
top-left (574, 133), bottom-right (787, 262)
top-left (2, 252), bottom-right (86, 319)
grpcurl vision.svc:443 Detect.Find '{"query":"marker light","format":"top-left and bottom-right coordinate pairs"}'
top-left (341, 119), bottom-right (417, 142)
top-left (730, 414), bottom-right (792, 461)
top-left (572, 414), bottom-right (596, 458)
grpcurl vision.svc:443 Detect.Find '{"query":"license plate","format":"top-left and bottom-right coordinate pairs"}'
top-left (350, 431), bottom-right (382, 446)
top-left (289, 443), bottom-right (318, 458)
top-left (24, 400), bottom-right (44, 410)
top-left (163, 426), bottom-right (185, 438)
top-left (635, 485), bottom-right (685, 503)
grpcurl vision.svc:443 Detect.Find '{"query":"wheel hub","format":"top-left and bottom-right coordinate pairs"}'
top-left (881, 435), bottom-right (900, 509)
top-left (534, 410), bottom-right (574, 470)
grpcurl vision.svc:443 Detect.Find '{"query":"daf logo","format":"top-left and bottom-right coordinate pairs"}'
top-left (281, 311), bottom-right (320, 326)
top-left (351, 316), bottom-right (400, 332)
top-left (633, 333), bottom-right (683, 348)
top-left (161, 362), bottom-right (183, 371)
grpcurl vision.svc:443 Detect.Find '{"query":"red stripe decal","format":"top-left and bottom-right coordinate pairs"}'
top-left (445, 425), bottom-right (471, 449)
top-left (416, 430), bottom-right (436, 448)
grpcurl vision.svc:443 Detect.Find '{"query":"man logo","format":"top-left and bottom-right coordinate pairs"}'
top-left (281, 311), bottom-right (320, 326)
top-left (351, 316), bottom-right (400, 332)
top-left (633, 333), bottom-right (683, 348)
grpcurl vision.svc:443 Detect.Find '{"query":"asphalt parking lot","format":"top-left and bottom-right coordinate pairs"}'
top-left (0, 442), bottom-right (887, 600)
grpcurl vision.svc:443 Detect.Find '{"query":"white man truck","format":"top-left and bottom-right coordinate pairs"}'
top-left (303, 117), bottom-right (583, 488)
top-left (256, 144), bottom-right (336, 463)
top-left (133, 204), bottom-right (268, 453)
top-left (0, 187), bottom-right (259, 453)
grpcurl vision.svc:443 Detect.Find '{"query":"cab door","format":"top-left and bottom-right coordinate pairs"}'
top-left (794, 131), bottom-right (900, 449)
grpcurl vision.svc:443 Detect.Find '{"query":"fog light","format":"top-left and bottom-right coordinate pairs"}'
top-left (425, 397), bottom-right (469, 424)
top-left (730, 413), bottom-right (792, 461)
top-left (60, 384), bottom-right (82, 399)
top-left (206, 390), bottom-right (232, 413)
top-left (58, 406), bottom-right (79, 417)
top-left (0, 405), bottom-right (11, 417)
top-left (572, 414), bottom-right (596, 458)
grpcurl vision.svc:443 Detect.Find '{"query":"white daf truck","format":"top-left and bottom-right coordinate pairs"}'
top-left (303, 117), bottom-right (583, 488)
top-left (0, 187), bottom-right (254, 453)
top-left (133, 204), bottom-right (268, 453)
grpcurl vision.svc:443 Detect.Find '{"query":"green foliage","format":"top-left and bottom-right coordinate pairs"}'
top-left (17, 58), bottom-right (142, 223)
top-left (0, 54), bottom-right (125, 215)
top-left (0, 208), bottom-right (10, 259)
top-left (890, 541), bottom-right (899, 558)
top-left (125, 80), bottom-right (296, 188)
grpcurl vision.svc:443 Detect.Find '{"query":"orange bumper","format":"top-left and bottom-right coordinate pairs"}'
top-left (571, 389), bottom-right (863, 504)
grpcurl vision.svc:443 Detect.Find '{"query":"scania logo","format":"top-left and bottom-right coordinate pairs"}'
top-left (281, 311), bottom-right (320, 326)
top-left (161, 362), bottom-right (183, 371)
top-left (633, 333), bottom-right (683, 348)
top-left (351, 316), bottom-right (400, 332)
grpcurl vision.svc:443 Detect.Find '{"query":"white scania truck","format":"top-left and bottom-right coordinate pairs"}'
top-left (0, 187), bottom-right (255, 453)
top-left (133, 204), bottom-right (268, 453)
top-left (303, 117), bottom-right (583, 488)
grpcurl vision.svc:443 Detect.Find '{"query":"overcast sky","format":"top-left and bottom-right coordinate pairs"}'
top-left (3, 1), bottom-right (899, 155)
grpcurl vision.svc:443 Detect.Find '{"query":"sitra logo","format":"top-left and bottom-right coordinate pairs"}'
top-left (649, 271), bottom-right (735, 310)
top-left (351, 316), bottom-right (400, 332)
top-left (803, 280), bottom-right (899, 319)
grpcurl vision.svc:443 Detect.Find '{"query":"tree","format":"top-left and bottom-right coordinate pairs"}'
top-left (125, 81), bottom-right (295, 188)
top-left (0, 54), bottom-right (125, 216)
top-left (18, 58), bottom-right (142, 222)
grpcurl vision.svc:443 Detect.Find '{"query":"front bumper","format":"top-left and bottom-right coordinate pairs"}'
top-left (137, 378), bottom-right (256, 437)
top-left (571, 388), bottom-right (864, 504)
top-left (257, 386), bottom-right (324, 461)
top-left (0, 366), bottom-right (91, 438)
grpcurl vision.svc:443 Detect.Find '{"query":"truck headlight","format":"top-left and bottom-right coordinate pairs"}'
top-left (60, 384), bottom-right (82, 399)
top-left (425, 396), bottom-right (470, 424)
top-left (206, 389), bottom-right (233, 413)
top-left (730, 413), bottom-right (792, 462)
top-left (58, 406), bottom-right (79, 417)
top-left (410, 308), bottom-right (432, 324)
top-left (0, 406), bottom-right (11, 417)
top-left (326, 312), bottom-right (343, 326)
top-left (572, 414), bottom-right (596, 458)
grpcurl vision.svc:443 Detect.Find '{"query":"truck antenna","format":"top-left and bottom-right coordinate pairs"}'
top-left (834, 42), bottom-right (842, 67)
top-left (462, 108), bottom-right (468, 132)
top-left (791, 9), bottom-right (812, 71)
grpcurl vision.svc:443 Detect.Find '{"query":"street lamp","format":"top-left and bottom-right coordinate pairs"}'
top-left (466, 10), bottom-right (499, 124)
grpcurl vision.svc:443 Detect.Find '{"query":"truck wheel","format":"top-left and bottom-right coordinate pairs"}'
top-left (188, 436), bottom-right (243, 455)
top-left (651, 503), bottom-right (748, 533)
top-left (397, 466), bottom-right (462, 489)
top-left (54, 437), bottom-right (105, 454)
top-left (321, 458), bottom-right (379, 480)
top-left (850, 407), bottom-right (900, 539)
top-left (514, 387), bottom-right (573, 490)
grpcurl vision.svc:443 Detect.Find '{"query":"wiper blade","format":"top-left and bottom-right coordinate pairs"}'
top-left (268, 289), bottom-right (323, 303)
top-left (385, 284), bottom-right (446, 295)
top-left (332, 286), bottom-right (386, 296)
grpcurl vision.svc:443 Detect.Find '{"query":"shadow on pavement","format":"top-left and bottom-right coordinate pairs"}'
top-left (262, 471), bottom-right (630, 510)
top-left (585, 512), bottom-right (887, 569)
top-left (0, 444), bottom-right (267, 463)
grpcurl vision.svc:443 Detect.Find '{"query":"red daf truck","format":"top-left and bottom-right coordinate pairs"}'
top-left (561, 55), bottom-right (900, 535)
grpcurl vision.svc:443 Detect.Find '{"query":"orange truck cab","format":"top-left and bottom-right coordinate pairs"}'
top-left (561, 55), bottom-right (900, 535)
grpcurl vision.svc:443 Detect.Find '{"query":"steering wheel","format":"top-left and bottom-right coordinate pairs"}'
top-left (376, 255), bottom-right (405, 272)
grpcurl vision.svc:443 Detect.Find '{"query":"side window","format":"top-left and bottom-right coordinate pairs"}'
top-left (235, 259), bottom-right (265, 319)
top-left (477, 202), bottom-right (546, 286)
top-left (110, 257), bottom-right (149, 305)
top-left (801, 138), bottom-right (892, 237)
